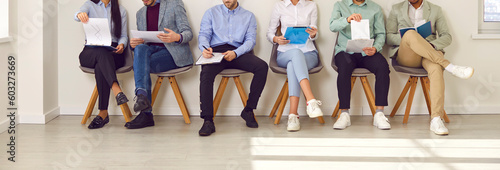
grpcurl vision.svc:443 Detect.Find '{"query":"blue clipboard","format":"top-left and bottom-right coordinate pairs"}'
top-left (284, 27), bottom-right (310, 44)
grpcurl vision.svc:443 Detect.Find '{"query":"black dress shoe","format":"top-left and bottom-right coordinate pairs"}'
top-left (241, 110), bottom-right (258, 128)
top-left (124, 111), bottom-right (154, 129)
top-left (134, 94), bottom-right (152, 112)
top-left (116, 92), bottom-right (129, 106)
top-left (88, 115), bottom-right (109, 129)
top-left (198, 120), bottom-right (216, 136)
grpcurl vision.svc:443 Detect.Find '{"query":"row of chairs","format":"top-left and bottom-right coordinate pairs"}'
top-left (80, 40), bottom-right (449, 126)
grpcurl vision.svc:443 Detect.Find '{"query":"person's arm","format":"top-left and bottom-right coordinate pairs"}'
top-left (74, 1), bottom-right (92, 22)
top-left (233, 14), bottom-right (257, 58)
top-left (329, 2), bottom-right (350, 32)
top-left (266, 3), bottom-right (280, 44)
top-left (372, 7), bottom-right (386, 53)
top-left (429, 6), bottom-right (452, 51)
top-left (173, 0), bottom-right (193, 44)
top-left (198, 10), bottom-right (213, 52)
top-left (308, 3), bottom-right (318, 41)
top-left (386, 5), bottom-right (401, 46)
top-left (117, 7), bottom-right (128, 47)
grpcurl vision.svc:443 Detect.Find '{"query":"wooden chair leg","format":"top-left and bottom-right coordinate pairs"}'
top-left (274, 85), bottom-right (289, 125)
top-left (420, 77), bottom-right (432, 115)
top-left (151, 76), bottom-right (165, 106)
top-left (332, 77), bottom-right (357, 117)
top-left (390, 77), bottom-right (413, 117)
top-left (270, 80), bottom-right (288, 118)
top-left (168, 77), bottom-right (191, 124)
top-left (403, 77), bottom-right (418, 124)
top-left (233, 77), bottom-right (248, 106)
top-left (360, 76), bottom-right (376, 116)
top-left (213, 77), bottom-right (229, 117)
top-left (120, 103), bottom-right (132, 122)
top-left (443, 111), bottom-right (450, 123)
top-left (82, 85), bottom-right (99, 124)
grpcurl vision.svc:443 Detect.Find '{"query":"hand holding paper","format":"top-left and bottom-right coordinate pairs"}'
top-left (130, 30), bottom-right (163, 44)
top-left (82, 18), bottom-right (116, 50)
top-left (347, 19), bottom-right (374, 53)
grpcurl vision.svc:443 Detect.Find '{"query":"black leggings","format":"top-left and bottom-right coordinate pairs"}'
top-left (335, 52), bottom-right (390, 109)
top-left (79, 45), bottom-right (125, 110)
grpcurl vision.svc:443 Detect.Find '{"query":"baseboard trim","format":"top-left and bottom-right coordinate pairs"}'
top-left (0, 118), bottom-right (9, 133)
top-left (19, 107), bottom-right (60, 124)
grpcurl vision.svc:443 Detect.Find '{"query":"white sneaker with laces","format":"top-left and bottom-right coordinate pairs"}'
top-left (373, 112), bottom-right (391, 130)
top-left (449, 65), bottom-right (474, 79)
top-left (306, 99), bottom-right (323, 118)
top-left (430, 117), bottom-right (449, 135)
top-left (287, 114), bottom-right (300, 132)
top-left (333, 112), bottom-right (351, 130)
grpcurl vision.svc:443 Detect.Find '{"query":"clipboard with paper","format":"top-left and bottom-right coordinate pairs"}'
top-left (346, 19), bottom-right (374, 53)
top-left (82, 18), bottom-right (117, 51)
top-left (195, 53), bottom-right (225, 65)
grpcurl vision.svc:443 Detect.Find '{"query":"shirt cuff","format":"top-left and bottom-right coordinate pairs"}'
top-left (176, 34), bottom-right (183, 44)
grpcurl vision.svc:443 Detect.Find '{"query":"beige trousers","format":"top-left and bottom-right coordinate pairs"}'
top-left (397, 30), bottom-right (450, 118)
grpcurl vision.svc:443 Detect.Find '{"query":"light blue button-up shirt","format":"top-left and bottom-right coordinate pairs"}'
top-left (329, 0), bottom-right (386, 56)
top-left (74, 0), bottom-right (128, 46)
top-left (198, 4), bottom-right (257, 58)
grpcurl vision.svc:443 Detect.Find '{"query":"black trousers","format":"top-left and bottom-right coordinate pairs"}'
top-left (79, 44), bottom-right (125, 110)
top-left (335, 52), bottom-right (390, 109)
top-left (200, 44), bottom-right (268, 121)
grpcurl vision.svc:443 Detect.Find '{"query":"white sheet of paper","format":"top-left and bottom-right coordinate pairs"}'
top-left (130, 30), bottom-right (164, 43)
top-left (83, 18), bottom-right (112, 46)
top-left (346, 39), bottom-right (374, 53)
top-left (196, 53), bottom-right (225, 65)
top-left (351, 19), bottom-right (370, 40)
top-left (415, 20), bottom-right (427, 28)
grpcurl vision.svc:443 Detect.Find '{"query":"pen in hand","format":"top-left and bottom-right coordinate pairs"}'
top-left (202, 45), bottom-right (213, 58)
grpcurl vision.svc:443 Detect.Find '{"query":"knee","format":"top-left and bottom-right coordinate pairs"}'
top-left (134, 44), bottom-right (148, 56)
top-left (402, 30), bottom-right (419, 42)
top-left (254, 58), bottom-right (269, 74)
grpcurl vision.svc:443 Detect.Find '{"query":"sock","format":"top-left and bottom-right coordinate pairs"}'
top-left (136, 89), bottom-right (147, 96)
top-left (445, 63), bottom-right (455, 72)
top-left (341, 110), bottom-right (349, 114)
top-left (244, 106), bottom-right (253, 112)
top-left (376, 109), bottom-right (384, 113)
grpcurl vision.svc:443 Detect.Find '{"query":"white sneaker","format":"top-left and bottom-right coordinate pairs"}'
top-left (287, 114), bottom-right (300, 132)
top-left (373, 112), bottom-right (391, 130)
top-left (430, 117), bottom-right (449, 135)
top-left (333, 112), bottom-right (351, 130)
top-left (306, 99), bottom-right (323, 118)
top-left (449, 65), bottom-right (474, 79)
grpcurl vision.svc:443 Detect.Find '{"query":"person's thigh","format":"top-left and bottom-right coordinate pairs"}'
top-left (397, 42), bottom-right (423, 68)
top-left (149, 47), bottom-right (178, 73)
top-left (229, 53), bottom-right (268, 72)
top-left (304, 50), bottom-right (319, 70)
top-left (360, 53), bottom-right (390, 74)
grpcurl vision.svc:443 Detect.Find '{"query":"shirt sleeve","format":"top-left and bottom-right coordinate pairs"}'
top-left (233, 13), bottom-right (257, 58)
top-left (266, 3), bottom-right (280, 44)
top-left (117, 7), bottom-right (128, 46)
top-left (198, 10), bottom-right (213, 52)
top-left (329, 2), bottom-right (350, 33)
top-left (372, 7), bottom-right (386, 53)
top-left (75, 1), bottom-right (91, 22)
top-left (309, 3), bottom-right (318, 41)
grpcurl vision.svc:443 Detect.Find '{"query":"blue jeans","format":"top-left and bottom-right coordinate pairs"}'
top-left (277, 49), bottom-right (318, 97)
top-left (133, 44), bottom-right (178, 102)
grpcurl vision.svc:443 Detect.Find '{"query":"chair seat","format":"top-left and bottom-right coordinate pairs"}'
top-left (270, 65), bottom-right (323, 75)
top-left (219, 69), bottom-right (249, 77)
top-left (391, 59), bottom-right (428, 76)
top-left (153, 65), bottom-right (193, 77)
top-left (79, 65), bottom-right (133, 74)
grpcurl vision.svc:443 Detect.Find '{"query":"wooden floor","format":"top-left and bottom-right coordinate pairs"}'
top-left (1, 115), bottom-right (500, 169)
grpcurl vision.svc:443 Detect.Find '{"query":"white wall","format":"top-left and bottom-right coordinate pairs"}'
top-left (58, 0), bottom-right (500, 118)
top-left (1, 0), bottom-right (18, 133)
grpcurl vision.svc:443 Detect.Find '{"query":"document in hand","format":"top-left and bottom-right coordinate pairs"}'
top-left (196, 53), bottom-right (225, 65)
top-left (399, 21), bottom-right (432, 38)
top-left (82, 18), bottom-right (116, 50)
top-left (284, 26), bottom-right (310, 44)
top-left (347, 19), bottom-right (374, 53)
top-left (346, 39), bottom-right (374, 53)
top-left (130, 30), bottom-right (164, 43)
